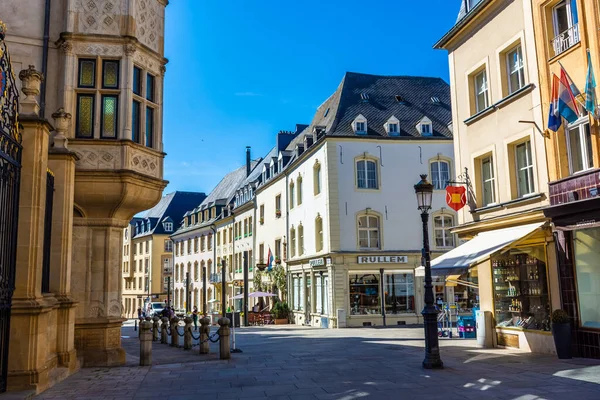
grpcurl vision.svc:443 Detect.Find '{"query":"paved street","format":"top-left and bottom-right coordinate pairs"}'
top-left (35, 323), bottom-right (600, 400)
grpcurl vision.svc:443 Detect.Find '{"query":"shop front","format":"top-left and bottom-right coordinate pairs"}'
top-left (545, 195), bottom-right (600, 359)
top-left (432, 221), bottom-right (559, 354)
top-left (289, 257), bottom-right (331, 328)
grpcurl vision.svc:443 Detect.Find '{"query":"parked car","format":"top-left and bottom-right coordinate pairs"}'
top-left (147, 302), bottom-right (166, 317)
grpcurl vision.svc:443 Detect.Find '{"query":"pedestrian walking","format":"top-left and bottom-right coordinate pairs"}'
top-left (192, 306), bottom-right (199, 331)
top-left (169, 306), bottom-right (175, 319)
top-left (137, 307), bottom-right (143, 321)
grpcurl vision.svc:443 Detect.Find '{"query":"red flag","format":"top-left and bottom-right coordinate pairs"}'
top-left (446, 186), bottom-right (467, 212)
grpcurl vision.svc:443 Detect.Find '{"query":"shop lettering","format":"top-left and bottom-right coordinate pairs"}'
top-left (357, 255), bottom-right (408, 264)
top-left (309, 258), bottom-right (325, 267)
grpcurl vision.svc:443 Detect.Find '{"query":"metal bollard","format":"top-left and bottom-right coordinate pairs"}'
top-left (134, 319), bottom-right (138, 331)
top-left (199, 317), bottom-right (210, 354)
top-left (152, 316), bottom-right (160, 341)
top-left (139, 320), bottom-right (153, 366)
top-left (161, 317), bottom-right (169, 344)
top-left (183, 317), bottom-right (193, 350)
top-left (170, 316), bottom-right (180, 347)
top-left (218, 317), bottom-right (231, 360)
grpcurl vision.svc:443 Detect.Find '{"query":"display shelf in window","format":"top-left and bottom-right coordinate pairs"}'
top-left (492, 247), bottom-right (550, 331)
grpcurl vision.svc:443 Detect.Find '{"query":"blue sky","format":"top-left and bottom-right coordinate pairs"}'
top-left (162, 0), bottom-right (459, 194)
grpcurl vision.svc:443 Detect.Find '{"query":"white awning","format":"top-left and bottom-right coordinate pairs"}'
top-left (431, 222), bottom-right (545, 275)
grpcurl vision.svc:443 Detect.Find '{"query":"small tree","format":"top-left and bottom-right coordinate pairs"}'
top-left (269, 265), bottom-right (287, 301)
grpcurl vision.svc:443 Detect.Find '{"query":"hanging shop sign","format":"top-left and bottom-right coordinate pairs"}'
top-left (309, 258), bottom-right (325, 267)
top-left (446, 185), bottom-right (467, 211)
top-left (357, 255), bottom-right (408, 264)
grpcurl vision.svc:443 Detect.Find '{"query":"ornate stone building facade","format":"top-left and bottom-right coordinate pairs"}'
top-left (1, 0), bottom-right (168, 393)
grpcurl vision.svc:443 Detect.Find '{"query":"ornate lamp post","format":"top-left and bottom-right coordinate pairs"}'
top-left (414, 174), bottom-right (444, 369)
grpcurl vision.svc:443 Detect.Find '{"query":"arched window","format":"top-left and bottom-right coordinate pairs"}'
top-left (290, 226), bottom-right (296, 257)
top-left (194, 261), bottom-right (199, 281)
top-left (289, 180), bottom-right (295, 209)
top-left (433, 213), bottom-right (455, 248)
top-left (430, 160), bottom-right (450, 190)
top-left (314, 161), bottom-right (321, 195)
top-left (207, 259), bottom-right (213, 275)
top-left (358, 212), bottom-right (381, 249)
top-left (298, 224), bottom-right (304, 256)
top-left (356, 159), bottom-right (378, 189)
top-left (297, 175), bottom-right (303, 205)
top-left (175, 263), bottom-right (179, 281)
top-left (315, 216), bottom-right (323, 252)
top-left (201, 260), bottom-right (206, 278)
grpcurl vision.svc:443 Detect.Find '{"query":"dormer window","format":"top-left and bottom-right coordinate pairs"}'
top-left (416, 117), bottom-right (433, 136)
top-left (278, 158), bottom-right (283, 171)
top-left (352, 114), bottom-right (367, 135)
top-left (385, 116), bottom-right (400, 136)
top-left (270, 164), bottom-right (274, 177)
top-left (146, 221), bottom-right (150, 231)
top-left (163, 222), bottom-right (173, 232)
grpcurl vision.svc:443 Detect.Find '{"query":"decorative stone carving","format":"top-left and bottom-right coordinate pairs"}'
top-left (160, 64), bottom-right (166, 76)
top-left (72, 42), bottom-right (122, 57)
top-left (128, 148), bottom-right (160, 178)
top-left (76, 0), bottom-right (126, 35)
top-left (123, 43), bottom-right (136, 56)
top-left (134, 0), bottom-right (163, 52)
top-left (133, 51), bottom-right (159, 74)
top-left (59, 41), bottom-right (73, 55)
top-left (73, 148), bottom-right (119, 169)
top-left (18, 65), bottom-right (44, 116)
top-left (52, 108), bottom-right (72, 149)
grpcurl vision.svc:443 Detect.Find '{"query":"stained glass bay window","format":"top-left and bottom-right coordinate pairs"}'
top-left (102, 60), bottom-right (119, 89)
top-left (132, 100), bottom-right (141, 143)
top-left (145, 106), bottom-right (154, 147)
top-left (78, 59), bottom-right (96, 88)
top-left (146, 73), bottom-right (155, 102)
top-left (101, 95), bottom-right (118, 138)
top-left (76, 94), bottom-right (94, 138)
top-left (133, 66), bottom-right (141, 95)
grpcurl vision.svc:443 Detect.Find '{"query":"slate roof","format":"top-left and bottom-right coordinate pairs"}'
top-left (456, 0), bottom-right (483, 22)
top-left (301, 72), bottom-right (452, 140)
top-left (133, 191), bottom-right (207, 239)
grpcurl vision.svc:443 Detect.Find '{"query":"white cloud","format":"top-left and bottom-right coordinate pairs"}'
top-left (234, 91), bottom-right (263, 97)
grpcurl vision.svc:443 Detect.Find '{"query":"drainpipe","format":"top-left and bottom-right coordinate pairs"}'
top-left (40, 0), bottom-right (51, 118)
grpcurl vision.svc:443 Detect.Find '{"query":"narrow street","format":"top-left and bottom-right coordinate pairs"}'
top-left (35, 324), bottom-right (600, 400)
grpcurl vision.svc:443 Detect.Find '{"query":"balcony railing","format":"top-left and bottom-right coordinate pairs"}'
top-left (551, 24), bottom-right (580, 57)
top-left (209, 273), bottom-right (222, 284)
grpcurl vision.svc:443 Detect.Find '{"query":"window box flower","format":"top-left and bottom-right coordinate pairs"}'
top-left (275, 210), bottom-right (282, 218)
top-left (275, 256), bottom-right (281, 265)
top-left (259, 217), bottom-right (264, 225)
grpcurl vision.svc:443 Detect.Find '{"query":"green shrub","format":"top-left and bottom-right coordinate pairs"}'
top-left (552, 309), bottom-right (570, 324)
top-left (271, 301), bottom-right (290, 320)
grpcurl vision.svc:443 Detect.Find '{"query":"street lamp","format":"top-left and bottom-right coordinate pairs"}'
top-left (414, 174), bottom-right (444, 369)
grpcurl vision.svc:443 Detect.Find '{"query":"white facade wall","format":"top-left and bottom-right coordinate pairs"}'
top-left (255, 176), bottom-right (287, 269)
top-left (333, 139), bottom-right (455, 253)
top-left (287, 144), bottom-right (330, 259)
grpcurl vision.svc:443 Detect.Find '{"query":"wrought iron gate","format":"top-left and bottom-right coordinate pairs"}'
top-left (0, 22), bottom-right (22, 393)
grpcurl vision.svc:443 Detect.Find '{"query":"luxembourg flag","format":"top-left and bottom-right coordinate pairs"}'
top-left (267, 247), bottom-right (274, 271)
top-left (558, 68), bottom-right (580, 124)
top-left (548, 74), bottom-right (562, 132)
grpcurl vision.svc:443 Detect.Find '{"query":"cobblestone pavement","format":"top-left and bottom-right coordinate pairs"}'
top-left (35, 322), bottom-right (600, 400)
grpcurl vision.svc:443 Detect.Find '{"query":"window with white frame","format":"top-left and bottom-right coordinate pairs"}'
top-left (507, 45), bottom-right (525, 94)
top-left (481, 156), bottom-right (496, 206)
top-left (163, 221), bottom-right (173, 232)
top-left (551, 0), bottom-right (580, 57)
top-left (314, 161), bottom-right (321, 195)
top-left (431, 160), bottom-right (450, 190)
top-left (315, 216), bottom-right (323, 252)
top-left (297, 175), bottom-right (303, 205)
top-left (474, 69), bottom-right (489, 113)
top-left (566, 116), bottom-right (593, 174)
top-left (385, 116), bottom-right (400, 136)
top-left (289, 181), bottom-right (295, 208)
top-left (515, 140), bottom-right (535, 197)
top-left (164, 239), bottom-right (172, 252)
top-left (352, 115), bottom-right (367, 134)
top-left (358, 213), bottom-right (380, 249)
top-left (356, 159), bottom-right (378, 189)
top-left (433, 214), bottom-right (454, 248)
top-left (298, 224), bottom-right (304, 256)
top-left (290, 227), bottom-right (296, 257)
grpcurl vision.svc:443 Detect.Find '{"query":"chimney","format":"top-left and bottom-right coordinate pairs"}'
top-left (246, 146), bottom-right (251, 177)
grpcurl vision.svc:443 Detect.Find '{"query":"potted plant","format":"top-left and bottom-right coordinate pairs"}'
top-left (275, 256), bottom-right (281, 265)
top-left (260, 217), bottom-right (264, 225)
top-left (271, 301), bottom-right (290, 325)
top-left (275, 209), bottom-right (281, 218)
top-left (551, 309), bottom-right (572, 359)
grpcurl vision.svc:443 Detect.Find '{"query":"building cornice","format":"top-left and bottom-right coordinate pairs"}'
top-left (433, 0), bottom-right (495, 50)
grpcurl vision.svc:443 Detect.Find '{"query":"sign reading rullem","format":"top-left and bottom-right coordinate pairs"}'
top-left (446, 185), bottom-right (467, 211)
top-left (357, 255), bottom-right (408, 264)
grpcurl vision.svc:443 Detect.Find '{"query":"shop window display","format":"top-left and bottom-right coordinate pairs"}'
top-left (384, 273), bottom-right (415, 314)
top-left (493, 247), bottom-right (550, 331)
top-left (573, 228), bottom-right (600, 329)
top-left (350, 274), bottom-right (380, 315)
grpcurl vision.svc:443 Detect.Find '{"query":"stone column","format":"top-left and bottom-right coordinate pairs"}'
top-left (199, 317), bottom-right (210, 354)
top-left (183, 317), bottom-right (193, 350)
top-left (122, 44), bottom-right (135, 141)
top-left (218, 317), bottom-right (231, 360)
top-left (170, 316), bottom-right (180, 347)
top-left (48, 108), bottom-right (78, 371)
top-left (139, 320), bottom-right (152, 366)
top-left (71, 218), bottom-right (129, 367)
top-left (152, 316), bottom-right (160, 341)
top-left (160, 317), bottom-right (169, 344)
top-left (7, 66), bottom-right (56, 392)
